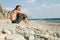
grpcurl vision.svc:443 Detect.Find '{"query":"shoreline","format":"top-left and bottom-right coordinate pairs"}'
top-left (0, 19), bottom-right (60, 40)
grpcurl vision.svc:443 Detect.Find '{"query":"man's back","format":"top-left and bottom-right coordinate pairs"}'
top-left (10, 10), bottom-right (17, 21)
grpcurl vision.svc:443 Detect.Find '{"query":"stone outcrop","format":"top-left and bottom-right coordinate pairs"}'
top-left (0, 19), bottom-right (59, 40)
top-left (0, 4), bottom-right (10, 19)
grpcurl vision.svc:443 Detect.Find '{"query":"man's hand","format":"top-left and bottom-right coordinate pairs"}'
top-left (23, 13), bottom-right (28, 17)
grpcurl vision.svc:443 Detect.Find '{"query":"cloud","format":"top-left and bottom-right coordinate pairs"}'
top-left (47, 4), bottom-right (60, 7)
top-left (29, 3), bottom-right (60, 18)
top-left (25, 0), bottom-right (36, 4)
top-left (39, 3), bottom-right (60, 9)
top-left (41, 3), bottom-right (46, 7)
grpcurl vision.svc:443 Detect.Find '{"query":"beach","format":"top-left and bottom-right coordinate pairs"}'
top-left (0, 19), bottom-right (60, 40)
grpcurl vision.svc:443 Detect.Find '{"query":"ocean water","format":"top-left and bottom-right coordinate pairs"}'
top-left (29, 18), bottom-right (60, 22)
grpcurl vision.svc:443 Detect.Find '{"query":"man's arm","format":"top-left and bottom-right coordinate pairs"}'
top-left (16, 10), bottom-right (27, 17)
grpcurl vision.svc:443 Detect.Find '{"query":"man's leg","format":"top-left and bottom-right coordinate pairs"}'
top-left (23, 18), bottom-right (33, 29)
top-left (23, 18), bottom-right (29, 25)
top-left (17, 14), bottom-right (24, 23)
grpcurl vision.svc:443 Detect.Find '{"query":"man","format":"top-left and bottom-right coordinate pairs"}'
top-left (10, 5), bottom-right (29, 25)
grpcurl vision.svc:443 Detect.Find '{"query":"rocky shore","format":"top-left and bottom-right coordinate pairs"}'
top-left (0, 19), bottom-right (60, 40)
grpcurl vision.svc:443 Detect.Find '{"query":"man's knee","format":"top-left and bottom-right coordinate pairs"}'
top-left (19, 14), bottom-right (23, 16)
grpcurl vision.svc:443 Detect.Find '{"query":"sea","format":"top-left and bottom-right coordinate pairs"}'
top-left (29, 18), bottom-right (60, 23)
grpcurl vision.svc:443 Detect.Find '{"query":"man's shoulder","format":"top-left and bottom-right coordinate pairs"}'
top-left (14, 10), bottom-right (20, 12)
top-left (11, 10), bottom-right (17, 13)
top-left (11, 9), bottom-right (17, 11)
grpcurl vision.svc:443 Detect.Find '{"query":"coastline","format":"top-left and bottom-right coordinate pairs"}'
top-left (0, 19), bottom-right (60, 34)
top-left (0, 19), bottom-right (60, 40)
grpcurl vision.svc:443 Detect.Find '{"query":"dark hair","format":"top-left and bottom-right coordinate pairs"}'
top-left (15, 5), bottom-right (21, 10)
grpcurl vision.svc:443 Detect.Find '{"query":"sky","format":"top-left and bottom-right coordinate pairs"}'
top-left (0, 0), bottom-right (60, 19)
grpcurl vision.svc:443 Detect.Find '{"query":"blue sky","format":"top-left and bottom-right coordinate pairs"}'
top-left (0, 0), bottom-right (60, 19)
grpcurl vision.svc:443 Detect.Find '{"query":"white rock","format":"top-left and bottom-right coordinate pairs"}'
top-left (0, 39), bottom-right (5, 40)
top-left (5, 34), bottom-right (26, 40)
top-left (50, 36), bottom-right (58, 40)
top-left (0, 34), bottom-right (6, 39)
top-left (5, 34), bottom-right (13, 40)
top-left (2, 29), bottom-right (12, 35)
top-left (40, 34), bottom-right (49, 38)
top-left (34, 38), bottom-right (41, 40)
top-left (9, 28), bottom-right (16, 34)
top-left (58, 38), bottom-right (60, 40)
top-left (29, 35), bottom-right (34, 40)
top-left (13, 34), bottom-right (26, 40)
top-left (29, 30), bottom-right (35, 35)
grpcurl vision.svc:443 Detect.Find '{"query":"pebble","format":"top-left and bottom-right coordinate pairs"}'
top-left (29, 35), bottom-right (34, 40)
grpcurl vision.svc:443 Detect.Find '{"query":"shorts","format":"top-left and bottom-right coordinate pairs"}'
top-left (12, 14), bottom-right (27, 23)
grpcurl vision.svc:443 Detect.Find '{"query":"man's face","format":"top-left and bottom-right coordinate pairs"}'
top-left (17, 7), bottom-right (21, 11)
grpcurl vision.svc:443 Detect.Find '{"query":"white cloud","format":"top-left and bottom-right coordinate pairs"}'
top-left (25, 0), bottom-right (36, 4)
top-left (39, 3), bottom-right (60, 9)
top-left (29, 3), bottom-right (60, 18)
top-left (47, 4), bottom-right (60, 8)
top-left (41, 3), bottom-right (46, 7)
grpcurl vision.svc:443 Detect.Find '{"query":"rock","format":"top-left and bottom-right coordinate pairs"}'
top-left (23, 29), bottom-right (30, 37)
top-left (34, 38), bottom-right (42, 40)
top-left (23, 29), bottom-right (35, 37)
top-left (40, 34), bottom-right (49, 39)
top-left (0, 34), bottom-right (6, 39)
top-left (55, 32), bottom-right (60, 38)
top-left (50, 36), bottom-right (58, 40)
top-left (5, 34), bottom-right (26, 40)
top-left (29, 35), bottom-right (34, 40)
top-left (9, 28), bottom-right (16, 34)
top-left (29, 30), bottom-right (35, 35)
top-left (2, 29), bottom-right (12, 35)
top-left (12, 34), bottom-right (26, 40)
top-left (40, 38), bottom-right (45, 40)
top-left (34, 30), bottom-right (40, 36)
top-left (58, 38), bottom-right (60, 40)
top-left (0, 19), bottom-right (59, 40)
top-left (0, 39), bottom-right (5, 40)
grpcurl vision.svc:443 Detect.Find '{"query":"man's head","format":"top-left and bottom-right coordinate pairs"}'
top-left (15, 5), bottom-right (21, 11)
